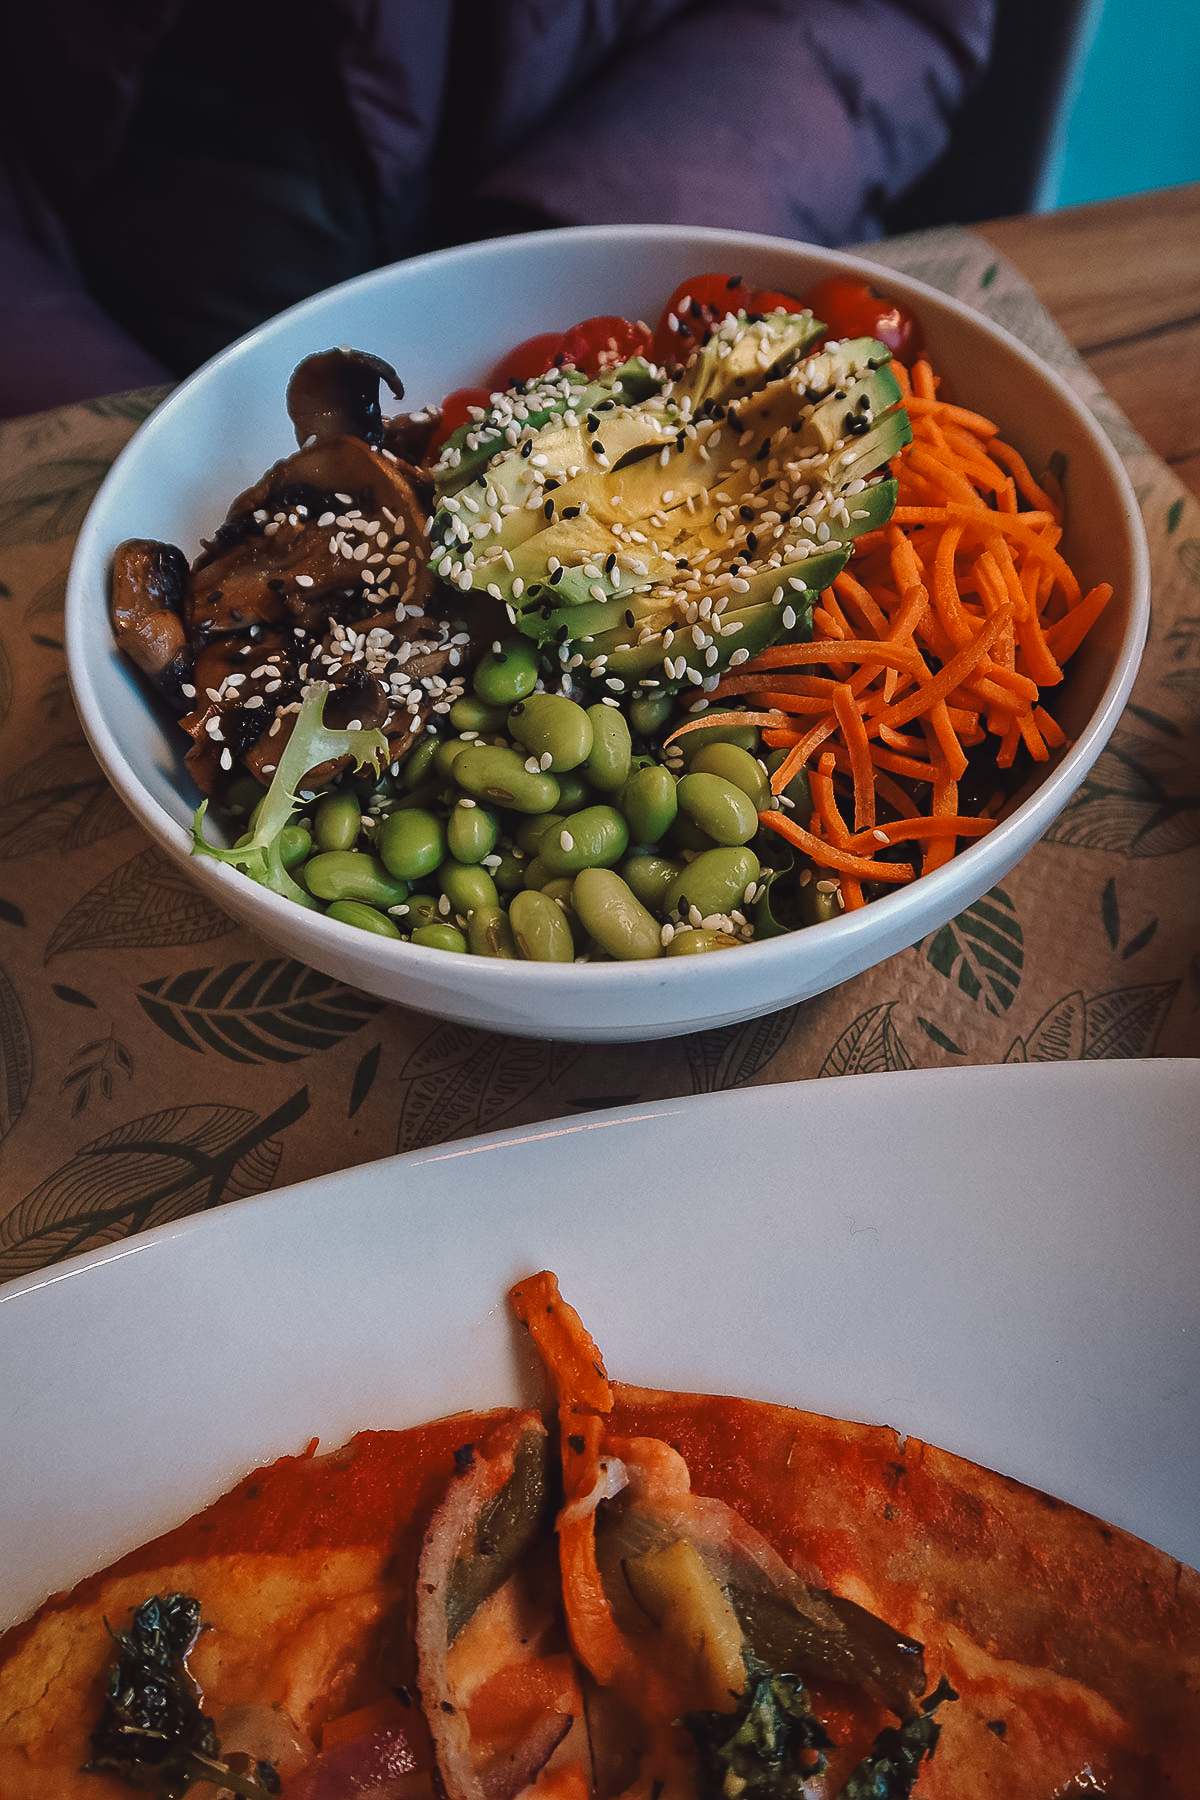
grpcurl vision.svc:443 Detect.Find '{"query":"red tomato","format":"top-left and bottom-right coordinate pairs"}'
top-left (649, 273), bottom-right (809, 366)
top-left (651, 273), bottom-right (758, 366)
top-left (486, 332), bottom-right (566, 389)
top-left (422, 384), bottom-right (491, 463)
top-left (801, 276), bottom-right (923, 362)
top-left (551, 314), bottom-right (653, 376)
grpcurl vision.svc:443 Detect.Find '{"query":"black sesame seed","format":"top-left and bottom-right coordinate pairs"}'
top-left (550, 566), bottom-right (565, 584)
top-left (739, 505), bottom-right (754, 521)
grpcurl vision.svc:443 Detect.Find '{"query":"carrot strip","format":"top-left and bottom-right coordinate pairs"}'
top-left (846, 815), bottom-right (996, 852)
top-left (901, 395), bottom-right (998, 436)
top-left (870, 607), bottom-right (1012, 733)
top-left (1044, 582), bottom-right (1113, 662)
top-left (833, 683), bottom-right (875, 831)
top-left (758, 808), bottom-right (914, 882)
top-left (988, 437), bottom-right (1061, 515)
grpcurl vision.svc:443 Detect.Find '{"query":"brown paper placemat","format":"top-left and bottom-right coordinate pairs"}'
top-left (0, 228), bottom-right (1196, 1279)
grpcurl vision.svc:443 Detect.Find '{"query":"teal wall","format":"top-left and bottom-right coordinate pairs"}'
top-left (1041, 0), bottom-right (1200, 207)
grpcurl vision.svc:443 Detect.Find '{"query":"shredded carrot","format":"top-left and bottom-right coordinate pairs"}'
top-left (715, 353), bottom-right (1112, 903)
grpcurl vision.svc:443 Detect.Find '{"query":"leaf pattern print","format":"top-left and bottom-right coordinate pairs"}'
top-left (1004, 982), bottom-right (1179, 1063)
top-left (924, 885), bottom-right (1023, 1012)
top-left (685, 1006), bottom-right (797, 1092)
top-left (24, 569), bottom-right (67, 622)
top-left (60, 1032), bottom-right (134, 1114)
top-left (136, 960), bottom-right (384, 1062)
top-left (0, 735), bottom-right (131, 858)
top-left (0, 1087), bottom-right (309, 1279)
top-left (45, 846), bottom-right (239, 959)
top-left (0, 455), bottom-right (113, 548)
top-left (819, 1001), bottom-right (914, 1077)
top-left (0, 961), bottom-right (33, 1138)
top-left (396, 1021), bottom-right (581, 1152)
top-left (0, 639), bottom-right (12, 733)
top-left (84, 386), bottom-right (172, 424)
top-left (1044, 731), bottom-right (1200, 857)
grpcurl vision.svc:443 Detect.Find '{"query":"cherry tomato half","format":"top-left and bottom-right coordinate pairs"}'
top-left (551, 314), bottom-right (653, 376)
top-left (801, 277), bottom-right (923, 363)
top-left (422, 385), bottom-right (491, 463)
top-left (486, 332), bottom-right (566, 390)
top-left (650, 273), bottom-right (808, 367)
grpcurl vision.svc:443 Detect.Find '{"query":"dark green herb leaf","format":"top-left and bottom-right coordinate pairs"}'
top-left (834, 1675), bottom-right (957, 1799)
top-left (685, 1656), bottom-right (831, 1800)
top-left (87, 1594), bottom-right (276, 1798)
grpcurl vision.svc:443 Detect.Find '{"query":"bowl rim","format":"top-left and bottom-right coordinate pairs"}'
top-left (65, 221), bottom-right (1151, 993)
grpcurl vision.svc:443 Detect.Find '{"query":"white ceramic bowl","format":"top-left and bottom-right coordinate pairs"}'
top-left (66, 225), bottom-right (1149, 1042)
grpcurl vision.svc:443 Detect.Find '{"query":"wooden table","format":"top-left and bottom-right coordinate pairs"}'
top-left (983, 183), bottom-right (1200, 498)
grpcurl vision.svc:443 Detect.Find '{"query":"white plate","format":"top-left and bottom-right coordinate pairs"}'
top-left (2, 1058), bottom-right (1197, 1634)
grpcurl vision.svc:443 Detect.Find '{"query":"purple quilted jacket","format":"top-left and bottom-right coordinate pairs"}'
top-left (0, 0), bottom-right (994, 417)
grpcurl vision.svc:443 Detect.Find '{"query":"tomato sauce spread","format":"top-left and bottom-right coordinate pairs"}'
top-left (2, 1388), bottom-right (1198, 1798)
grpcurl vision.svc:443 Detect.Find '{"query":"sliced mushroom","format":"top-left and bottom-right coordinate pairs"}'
top-left (286, 348), bottom-right (404, 450)
top-left (110, 540), bottom-right (194, 709)
top-left (188, 436), bottom-right (435, 641)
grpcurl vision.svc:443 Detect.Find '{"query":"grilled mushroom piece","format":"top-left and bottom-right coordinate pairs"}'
top-left (110, 540), bottom-right (194, 709)
top-left (286, 348), bottom-right (404, 450)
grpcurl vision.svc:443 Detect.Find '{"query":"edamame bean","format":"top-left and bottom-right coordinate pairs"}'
top-left (434, 736), bottom-right (473, 781)
top-left (521, 856), bottom-right (553, 891)
top-left (572, 868), bottom-right (662, 961)
top-left (619, 851), bottom-right (682, 912)
top-left (509, 888), bottom-right (575, 962)
top-left (452, 744), bottom-right (561, 812)
top-left (396, 892), bottom-right (440, 928)
top-left (553, 769), bottom-right (594, 813)
top-left (664, 925), bottom-right (739, 954)
top-left (662, 846), bottom-right (761, 921)
top-left (448, 694), bottom-right (511, 735)
top-left (326, 898), bottom-right (403, 938)
top-left (490, 846), bottom-right (527, 892)
top-left (278, 825), bottom-right (312, 870)
top-left (689, 743), bottom-right (771, 811)
top-left (223, 771), bottom-right (266, 819)
top-left (303, 851), bottom-right (410, 908)
top-left (514, 812), bottom-right (565, 856)
top-left (507, 693), bottom-right (593, 771)
top-left (313, 789), bottom-right (363, 853)
top-left (538, 805), bottom-right (629, 876)
top-left (584, 704), bottom-right (632, 792)
top-left (541, 877), bottom-right (589, 950)
top-left (620, 764), bottom-right (678, 844)
top-left (438, 858), bottom-right (499, 914)
top-left (799, 871), bottom-right (844, 925)
top-left (376, 808), bottom-right (447, 881)
top-left (473, 636), bottom-right (541, 707)
top-left (411, 922), bottom-right (468, 952)
top-left (400, 733), bottom-right (441, 790)
top-left (676, 772), bottom-right (758, 846)
top-left (668, 811), bottom-right (719, 854)
top-left (447, 799), bottom-right (500, 864)
top-left (677, 720), bottom-right (760, 764)
top-left (467, 904), bottom-right (518, 958)
top-left (628, 691), bottom-right (675, 737)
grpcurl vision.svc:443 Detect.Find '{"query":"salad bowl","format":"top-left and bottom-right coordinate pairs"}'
top-left (65, 225), bottom-right (1149, 1042)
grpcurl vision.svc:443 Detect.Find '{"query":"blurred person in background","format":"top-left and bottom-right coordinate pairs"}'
top-left (0, 0), bottom-right (995, 419)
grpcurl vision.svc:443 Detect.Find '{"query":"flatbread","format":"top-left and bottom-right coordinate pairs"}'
top-left (2, 1391), bottom-right (1197, 1797)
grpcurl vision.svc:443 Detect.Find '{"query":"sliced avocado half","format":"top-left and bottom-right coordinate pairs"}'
top-left (428, 323), bottom-right (911, 700)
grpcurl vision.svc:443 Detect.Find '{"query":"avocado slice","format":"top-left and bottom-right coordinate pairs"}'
top-left (428, 329), bottom-right (910, 699)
